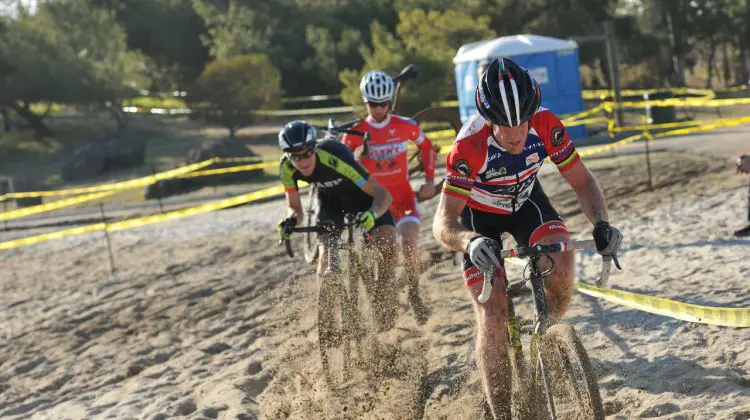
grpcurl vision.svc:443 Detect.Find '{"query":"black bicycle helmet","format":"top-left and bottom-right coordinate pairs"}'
top-left (475, 58), bottom-right (541, 127)
top-left (278, 120), bottom-right (317, 152)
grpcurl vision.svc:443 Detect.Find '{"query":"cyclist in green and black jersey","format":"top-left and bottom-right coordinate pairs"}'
top-left (277, 120), bottom-right (399, 330)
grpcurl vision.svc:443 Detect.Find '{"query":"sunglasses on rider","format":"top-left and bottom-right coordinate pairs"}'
top-left (366, 100), bottom-right (390, 108)
top-left (287, 146), bottom-right (315, 161)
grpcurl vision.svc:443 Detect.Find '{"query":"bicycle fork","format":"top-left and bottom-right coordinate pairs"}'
top-left (528, 254), bottom-right (557, 419)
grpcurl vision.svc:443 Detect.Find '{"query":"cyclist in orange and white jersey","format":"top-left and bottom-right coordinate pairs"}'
top-left (342, 70), bottom-right (436, 324)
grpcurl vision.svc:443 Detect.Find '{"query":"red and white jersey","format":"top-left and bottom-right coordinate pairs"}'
top-left (341, 114), bottom-right (436, 190)
top-left (442, 108), bottom-right (581, 215)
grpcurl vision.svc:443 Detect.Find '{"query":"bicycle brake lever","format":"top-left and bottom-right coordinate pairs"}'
top-left (477, 269), bottom-right (494, 304)
top-left (612, 253), bottom-right (622, 270)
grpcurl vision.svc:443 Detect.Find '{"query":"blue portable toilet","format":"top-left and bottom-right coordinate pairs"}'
top-left (453, 34), bottom-right (586, 139)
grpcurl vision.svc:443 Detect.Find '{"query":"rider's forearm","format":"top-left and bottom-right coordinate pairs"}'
top-left (575, 178), bottom-right (608, 224)
top-left (285, 192), bottom-right (304, 225)
top-left (369, 185), bottom-right (393, 217)
top-left (433, 213), bottom-right (479, 254)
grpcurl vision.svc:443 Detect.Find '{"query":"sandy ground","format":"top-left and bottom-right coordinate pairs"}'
top-left (1, 148), bottom-right (749, 419)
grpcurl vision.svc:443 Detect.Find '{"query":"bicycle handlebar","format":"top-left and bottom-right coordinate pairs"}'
top-left (477, 240), bottom-right (615, 304)
top-left (279, 221), bottom-right (363, 258)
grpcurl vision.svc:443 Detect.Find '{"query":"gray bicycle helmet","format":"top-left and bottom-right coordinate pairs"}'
top-left (278, 120), bottom-right (317, 152)
top-left (475, 58), bottom-right (541, 127)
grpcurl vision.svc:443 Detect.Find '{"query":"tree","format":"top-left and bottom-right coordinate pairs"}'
top-left (0, 0), bottom-right (146, 138)
top-left (91, 0), bottom-right (211, 90)
top-left (45, 0), bottom-right (148, 130)
top-left (188, 54), bottom-right (281, 138)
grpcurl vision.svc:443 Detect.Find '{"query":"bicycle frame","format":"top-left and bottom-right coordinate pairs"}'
top-left (482, 239), bottom-right (612, 419)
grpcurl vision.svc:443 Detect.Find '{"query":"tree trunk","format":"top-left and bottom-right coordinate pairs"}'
top-left (229, 126), bottom-right (237, 139)
top-left (8, 102), bottom-right (53, 140)
top-left (706, 38), bottom-right (717, 89)
top-left (1, 107), bottom-right (10, 132)
top-left (106, 103), bottom-right (128, 134)
top-left (737, 43), bottom-right (749, 86)
top-left (722, 42), bottom-right (731, 87)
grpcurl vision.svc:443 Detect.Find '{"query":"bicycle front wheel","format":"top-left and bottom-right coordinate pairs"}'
top-left (303, 186), bottom-right (319, 264)
top-left (533, 324), bottom-right (605, 419)
top-left (318, 271), bottom-right (351, 389)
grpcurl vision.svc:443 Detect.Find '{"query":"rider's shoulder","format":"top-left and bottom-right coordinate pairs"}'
top-left (279, 153), bottom-right (293, 167)
top-left (455, 115), bottom-right (489, 144)
top-left (317, 139), bottom-right (356, 159)
top-left (390, 114), bottom-right (419, 126)
top-left (530, 107), bottom-right (563, 130)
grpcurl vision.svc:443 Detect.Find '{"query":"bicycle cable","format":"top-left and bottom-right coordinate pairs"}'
top-left (523, 252), bottom-right (556, 280)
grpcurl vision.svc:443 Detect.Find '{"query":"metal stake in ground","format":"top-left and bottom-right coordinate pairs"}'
top-left (150, 165), bottom-right (165, 214)
top-left (642, 119), bottom-right (654, 191)
top-left (2, 198), bottom-right (7, 232)
top-left (99, 202), bottom-right (116, 275)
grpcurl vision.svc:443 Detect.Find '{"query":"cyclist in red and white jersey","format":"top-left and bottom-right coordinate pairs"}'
top-left (342, 70), bottom-right (436, 324)
top-left (432, 58), bottom-right (623, 418)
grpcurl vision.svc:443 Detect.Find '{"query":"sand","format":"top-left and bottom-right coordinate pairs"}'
top-left (1, 149), bottom-right (749, 419)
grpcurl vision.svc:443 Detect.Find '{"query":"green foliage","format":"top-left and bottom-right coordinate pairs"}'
top-left (98, 0), bottom-right (210, 89)
top-left (188, 54), bottom-right (281, 137)
top-left (340, 10), bottom-right (495, 116)
top-left (0, 0), bottom-right (146, 107)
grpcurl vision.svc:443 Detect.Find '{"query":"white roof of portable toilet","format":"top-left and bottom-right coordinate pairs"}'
top-left (453, 34), bottom-right (578, 64)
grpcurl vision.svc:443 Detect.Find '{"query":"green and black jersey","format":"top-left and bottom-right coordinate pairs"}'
top-left (280, 140), bottom-right (374, 213)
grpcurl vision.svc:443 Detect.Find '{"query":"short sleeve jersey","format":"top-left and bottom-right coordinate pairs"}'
top-left (341, 114), bottom-right (435, 190)
top-left (442, 108), bottom-right (581, 215)
top-left (279, 140), bottom-right (374, 210)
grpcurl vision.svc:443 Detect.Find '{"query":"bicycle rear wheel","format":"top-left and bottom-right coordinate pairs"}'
top-left (532, 324), bottom-right (605, 419)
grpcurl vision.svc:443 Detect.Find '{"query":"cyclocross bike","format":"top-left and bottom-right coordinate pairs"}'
top-left (281, 215), bottom-right (373, 388)
top-left (478, 240), bottom-right (617, 419)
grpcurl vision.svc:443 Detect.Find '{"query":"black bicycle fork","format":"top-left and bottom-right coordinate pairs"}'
top-left (505, 253), bottom-right (558, 419)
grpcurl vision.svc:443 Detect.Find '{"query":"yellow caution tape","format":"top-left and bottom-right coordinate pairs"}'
top-left (435, 100), bottom-right (459, 108)
top-left (563, 105), bottom-right (604, 122)
top-left (564, 117), bottom-right (609, 127)
top-left (609, 119), bottom-right (705, 133)
top-left (253, 106), bottom-right (355, 117)
top-left (577, 132), bottom-right (645, 158)
top-left (582, 87), bottom-right (715, 100)
top-left (0, 159), bottom-right (216, 200)
top-left (426, 128), bottom-right (457, 139)
top-left (0, 190), bottom-right (118, 221)
top-left (0, 181), bottom-right (312, 251)
top-left (178, 162), bottom-right (278, 178)
top-left (215, 157), bottom-right (266, 163)
top-left (505, 257), bottom-right (749, 328)
top-left (602, 96), bottom-right (750, 111)
top-left (575, 282), bottom-right (750, 328)
top-left (0, 184), bottom-right (284, 250)
top-left (652, 116), bottom-right (750, 138)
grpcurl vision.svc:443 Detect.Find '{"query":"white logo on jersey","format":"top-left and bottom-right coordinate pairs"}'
top-left (368, 142), bottom-right (408, 160)
top-left (318, 179), bottom-right (343, 188)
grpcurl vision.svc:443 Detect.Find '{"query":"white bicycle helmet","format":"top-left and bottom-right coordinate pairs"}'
top-left (360, 70), bottom-right (395, 103)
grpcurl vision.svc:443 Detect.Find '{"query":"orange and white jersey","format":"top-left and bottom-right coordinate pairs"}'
top-left (341, 114), bottom-right (436, 190)
top-left (442, 108), bottom-right (581, 215)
